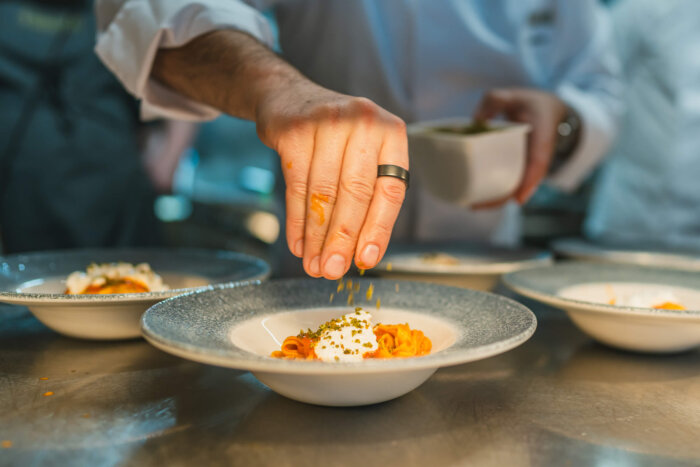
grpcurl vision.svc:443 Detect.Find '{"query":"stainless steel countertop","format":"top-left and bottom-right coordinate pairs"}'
top-left (1, 291), bottom-right (699, 467)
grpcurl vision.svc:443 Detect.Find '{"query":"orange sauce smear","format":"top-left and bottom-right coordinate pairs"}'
top-left (653, 302), bottom-right (686, 310)
top-left (310, 193), bottom-right (329, 225)
top-left (68, 279), bottom-right (150, 295)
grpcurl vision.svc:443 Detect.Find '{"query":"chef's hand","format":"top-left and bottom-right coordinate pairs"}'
top-left (472, 88), bottom-right (568, 207)
top-left (255, 81), bottom-right (408, 279)
top-left (152, 30), bottom-right (408, 280)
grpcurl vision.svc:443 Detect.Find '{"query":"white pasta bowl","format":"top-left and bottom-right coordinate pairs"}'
top-left (141, 279), bottom-right (537, 407)
top-left (0, 248), bottom-right (270, 340)
top-left (503, 262), bottom-right (700, 353)
top-left (370, 242), bottom-right (552, 291)
top-left (408, 118), bottom-right (530, 206)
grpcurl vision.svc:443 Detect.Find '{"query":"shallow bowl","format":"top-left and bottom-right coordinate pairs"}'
top-left (0, 248), bottom-right (270, 340)
top-left (552, 237), bottom-right (700, 271)
top-left (370, 242), bottom-right (552, 291)
top-left (141, 278), bottom-right (536, 406)
top-left (504, 262), bottom-right (700, 353)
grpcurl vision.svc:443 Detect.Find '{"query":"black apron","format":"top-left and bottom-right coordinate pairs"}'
top-left (0, 0), bottom-right (160, 253)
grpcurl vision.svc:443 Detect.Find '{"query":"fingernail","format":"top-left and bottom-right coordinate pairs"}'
top-left (360, 244), bottom-right (380, 267)
top-left (294, 240), bottom-right (303, 257)
top-left (309, 256), bottom-right (321, 276)
top-left (324, 254), bottom-right (346, 278)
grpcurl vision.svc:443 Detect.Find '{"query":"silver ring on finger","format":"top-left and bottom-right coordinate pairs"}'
top-left (377, 164), bottom-right (409, 189)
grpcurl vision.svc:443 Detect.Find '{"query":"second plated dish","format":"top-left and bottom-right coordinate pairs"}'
top-left (503, 262), bottom-right (700, 353)
top-left (0, 248), bottom-right (270, 340)
top-left (370, 242), bottom-right (552, 291)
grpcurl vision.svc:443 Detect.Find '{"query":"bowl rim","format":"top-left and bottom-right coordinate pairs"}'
top-left (141, 279), bottom-right (538, 375)
top-left (0, 247), bottom-right (270, 304)
top-left (503, 262), bottom-right (700, 320)
top-left (372, 243), bottom-right (553, 276)
top-left (551, 237), bottom-right (700, 272)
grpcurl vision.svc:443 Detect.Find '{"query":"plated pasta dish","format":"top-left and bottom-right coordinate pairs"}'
top-left (271, 308), bottom-right (432, 362)
top-left (65, 262), bottom-right (169, 294)
top-left (606, 287), bottom-right (686, 310)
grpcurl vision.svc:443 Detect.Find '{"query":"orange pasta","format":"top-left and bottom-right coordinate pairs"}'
top-left (270, 336), bottom-right (318, 360)
top-left (369, 324), bottom-right (432, 358)
top-left (78, 278), bottom-right (150, 295)
top-left (270, 314), bottom-right (431, 361)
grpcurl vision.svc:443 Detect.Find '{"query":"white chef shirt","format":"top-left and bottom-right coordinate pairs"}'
top-left (95, 0), bottom-right (621, 245)
top-left (586, 0), bottom-right (700, 251)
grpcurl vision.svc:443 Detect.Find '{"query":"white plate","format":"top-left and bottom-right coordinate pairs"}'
top-left (370, 242), bottom-right (552, 291)
top-left (0, 248), bottom-right (270, 340)
top-left (503, 262), bottom-right (700, 353)
top-left (141, 279), bottom-right (536, 406)
top-left (552, 237), bottom-right (700, 271)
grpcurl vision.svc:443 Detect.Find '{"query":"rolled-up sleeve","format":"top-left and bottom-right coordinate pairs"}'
top-left (95, 0), bottom-right (275, 120)
top-left (546, 0), bottom-right (623, 192)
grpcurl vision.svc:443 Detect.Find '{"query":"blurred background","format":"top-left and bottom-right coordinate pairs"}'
top-left (1, 0), bottom-right (698, 276)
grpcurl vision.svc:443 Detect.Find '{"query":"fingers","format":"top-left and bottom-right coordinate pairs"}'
top-left (279, 125), bottom-right (315, 259)
top-left (471, 193), bottom-right (512, 210)
top-left (473, 89), bottom-right (514, 122)
top-left (302, 118), bottom-right (349, 277)
top-left (318, 121), bottom-right (383, 279)
top-left (354, 118), bottom-right (408, 270)
top-left (514, 126), bottom-right (555, 204)
top-left (274, 93), bottom-right (408, 279)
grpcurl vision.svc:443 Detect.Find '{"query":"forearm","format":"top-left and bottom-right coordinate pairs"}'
top-left (152, 29), bottom-right (306, 122)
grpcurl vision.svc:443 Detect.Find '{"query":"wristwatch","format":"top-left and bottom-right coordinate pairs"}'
top-left (550, 106), bottom-right (582, 173)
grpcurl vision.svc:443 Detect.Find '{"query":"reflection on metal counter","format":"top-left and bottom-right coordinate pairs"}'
top-left (1, 291), bottom-right (699, 465)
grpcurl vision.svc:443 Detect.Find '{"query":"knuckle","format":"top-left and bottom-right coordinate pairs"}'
top-left (286, 216), bottom-right (306, 231)
top-left (285, 180), bottom-right (307, 201)
top-left (313, 103), bottom-right (342, 123)
top-left (387, 115), bottom-right (407, 134)
top-left (339, 176), bottom-right (374, 204)
top-left (309, 181), bottom-right (338, 204)
top-left (306, 227), bottom-right (329, 245)
top-left (378, 179), bottom-right (406, 206)
top-left (369, 219), bottom-right (393, 239)
top-left (332, 224), bottom-right (358, 244)
top-left (350, 97), bottom-right (379, 119)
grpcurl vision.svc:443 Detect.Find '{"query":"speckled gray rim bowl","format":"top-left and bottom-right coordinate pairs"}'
top-left (0, 248), bottom-right (270, 340)
top-left (503, 262), bottom-right (700, 353)
top-left (141, 278), bottom-right (537, 406)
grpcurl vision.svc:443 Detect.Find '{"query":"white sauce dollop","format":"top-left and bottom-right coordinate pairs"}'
top-left (314, 310), bottom-right (378, 362)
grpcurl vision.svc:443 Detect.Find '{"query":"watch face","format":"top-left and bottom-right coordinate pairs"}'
top-left (553, 108), bottom-right (582, 167)
top-left (557, 121), bottom-right (574, 137)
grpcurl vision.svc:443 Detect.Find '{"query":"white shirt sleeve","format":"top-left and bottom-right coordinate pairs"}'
top-left (94, 0), bottom-right (275, 121)
top-left (545, 0), bottom-right (623, 192)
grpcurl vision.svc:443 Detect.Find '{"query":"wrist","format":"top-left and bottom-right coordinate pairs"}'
top-left (249, 63), bottom-right (308, 120)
